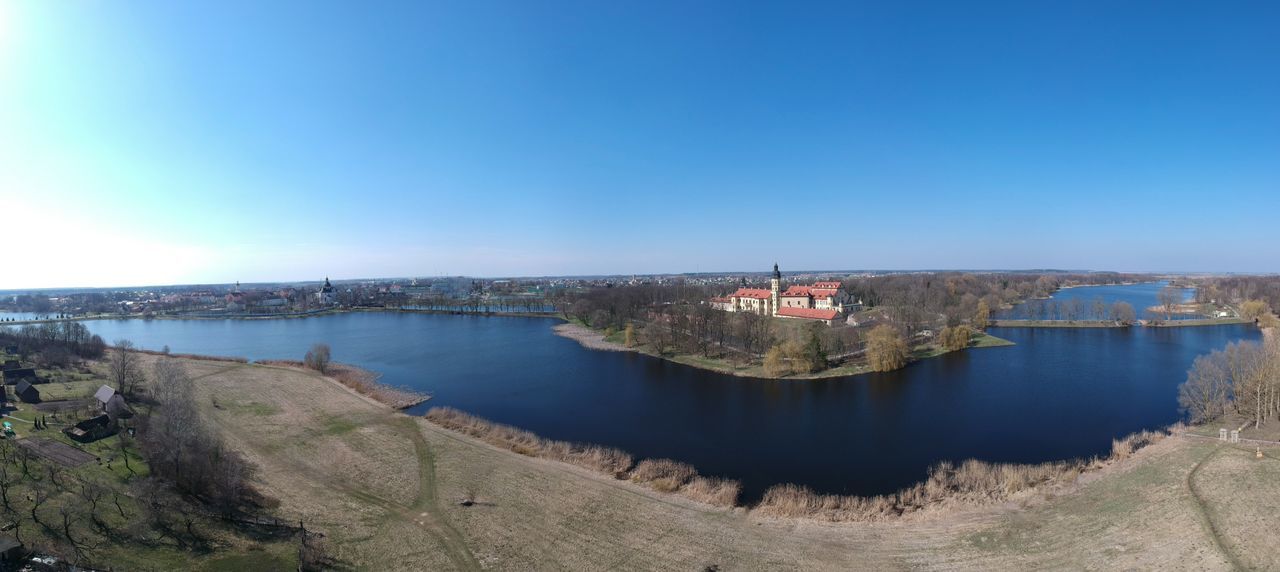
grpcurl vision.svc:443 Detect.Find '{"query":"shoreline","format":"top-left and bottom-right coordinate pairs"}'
top-left (0, 306), bottom-right (560, 326)
top-left (423, 404), bottom-right (1181, 522)
top-left (992, 318), bottom-right (1251, 328)
top-left (552, 322), bottom-right (1014, 381)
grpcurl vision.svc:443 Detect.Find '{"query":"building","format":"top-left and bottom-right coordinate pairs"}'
top-left (94, 385), bottom-right (134, 421)
top-left (712, 264), bottom-right (847, 325)
top-left (2, 368), bottom-right (38, 385)
top-left (14, 380), bottom-right (39, 403)
top-left (316, 277), bottom-right (337, 305)
top-left (64, 414), bottom-right (118, 443)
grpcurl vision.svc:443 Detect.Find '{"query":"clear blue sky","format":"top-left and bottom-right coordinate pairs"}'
top-left (2, 1), bottom-right (1277, 288)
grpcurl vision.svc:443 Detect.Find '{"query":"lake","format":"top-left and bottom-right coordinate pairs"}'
top-left (75, 298), bottom-right (1259, 501)
top-left (998, 280), bottom-right (1198, 320)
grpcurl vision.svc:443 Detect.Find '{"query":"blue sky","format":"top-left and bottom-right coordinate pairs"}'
top-left (1, 1), bottom-right (1277, 288)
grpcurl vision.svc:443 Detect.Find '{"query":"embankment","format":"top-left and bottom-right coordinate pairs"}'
top-left (425, 406), bottom-right (1174, 522)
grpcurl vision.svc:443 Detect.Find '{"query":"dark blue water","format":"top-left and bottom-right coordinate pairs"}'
top-left (999, 281), bottom-right (1198, 320)
top-left (76, 308), bottom-right (1259, 501)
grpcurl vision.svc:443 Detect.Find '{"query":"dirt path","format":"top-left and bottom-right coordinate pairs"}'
top-left (401, 416), bottom-right (481, 571)
top-left (1185, 445), bottom-right (1244, 570)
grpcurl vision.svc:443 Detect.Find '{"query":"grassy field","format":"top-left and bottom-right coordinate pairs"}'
top-left (156, 356), bottom-right (1280, 570)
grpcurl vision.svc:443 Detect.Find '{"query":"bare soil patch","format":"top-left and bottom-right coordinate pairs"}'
top-left (552, 322), bottom-right (629, 351)
top-left (17, 437), bottom-right (97, 467)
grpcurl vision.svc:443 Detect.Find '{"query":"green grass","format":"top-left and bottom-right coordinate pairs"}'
top-left (323, 416), bottom-right (358, 435)
top-left (972, 332), bottom-right (1015, 348)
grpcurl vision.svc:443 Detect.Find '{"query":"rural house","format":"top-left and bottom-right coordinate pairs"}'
top-left (94, 385), bottom-right (134, 421)
top-left (14, 380), bottom-right (39, 403)
top-left (2, 368), bottom-right (38, 385)
top-left (64, 414), bottom-right (118, 443)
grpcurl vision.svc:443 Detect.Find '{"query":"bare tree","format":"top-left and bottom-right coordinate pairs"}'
top-left (1111, 301), bottom-right (1137, 325)
top-left (1179, 352), bottom-right (1232, 423)
top-left (304, 343), bottom-right (332, 374)
top-left (1158, 286), bottom-right (1182, 320)
top-left (109, 339), bottom-right (144, 396)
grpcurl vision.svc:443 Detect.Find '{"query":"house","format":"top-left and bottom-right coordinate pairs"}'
top-left (14, 380), bottom-right (39, 403)
top-left (0, 534), bottom-right (21, 562)
top-left (63, 414), bottom-right (117, 443)
top-left (2, 368), bottom-right (37, 385)
top-left (2, 360), bottom-right (19, 370)
top-left (94, 385), bottom-right (133, 421)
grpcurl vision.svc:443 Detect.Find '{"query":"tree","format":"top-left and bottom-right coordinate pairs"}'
top-left (304, 343), bottom-right (332, 374)
top-left (622, 323), bottom-right (635, 348)
top-left (1240, 300), bottom-right (1272, 322)
top-left (973, 300), bottom-right (990, 331)
top-left (865, 325), bottom-right (909, 372)
top-left (1111, 301), bottom-right (1137, 325)
top-left (763, 344), bottom-right (788, 377)
top-left (939, 325), bottom-right (972, 352)
top-left (1178, 352), bottom-right (1232, 423)
top-left (1091, 297), bottom-right (1108, 321)
top-left (108, 340), bottom-right (144, 396)
top-left (1158, 286), bottom-right (1182, 320)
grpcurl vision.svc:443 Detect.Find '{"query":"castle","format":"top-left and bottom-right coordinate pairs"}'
top-left (709, 264), bottom-right (850, 324)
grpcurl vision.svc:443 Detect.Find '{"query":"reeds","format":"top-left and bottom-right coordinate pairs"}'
top-left (135, 348), bottom-right (249, 363)
top-left (258, 359), bottom-right (430, 409)
top-left (425, 407), bottom-right (634, 477)
top-left (758, 428), bottom-right (1169, 522)
top-left (426, 407), bottom-right (1170, 519)
top-left (424, 408), bottom-right (741, 507)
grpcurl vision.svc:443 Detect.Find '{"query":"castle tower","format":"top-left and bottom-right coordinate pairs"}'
top-left (770, 263), bottom-right (781, 316)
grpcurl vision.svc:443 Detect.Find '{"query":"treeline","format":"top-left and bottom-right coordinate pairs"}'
top-left (843, 272), bottom-right (1143, 333)
top-left (1196, 276), bottom-right (1280, 311)
top-left (0, 322), bottom-right (107, 364)
top-left (137, 357), bottom-right (260, 515)
top-left (1179, 336), bottom-right (1280, 428)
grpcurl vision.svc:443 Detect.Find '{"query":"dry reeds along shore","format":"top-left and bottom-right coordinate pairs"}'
top-left (427, 407), bottom-right (1176, 522)
top-left (425, 407), bottom-right (742, 507)
top-left (257, 359), bottom-right (431, 409)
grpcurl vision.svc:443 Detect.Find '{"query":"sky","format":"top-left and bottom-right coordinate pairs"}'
top-left (1, 1), bottom-right (1278, 289)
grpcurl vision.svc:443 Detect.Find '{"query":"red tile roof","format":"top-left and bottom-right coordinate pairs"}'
top-left (781, 285), bottom-right (812, 297)
top-left (777, 307), bottom-right (839, 320)
top-left (730, 288), bottom-right (772, 300)
top-left (813, 281), bottom-right (842, 289)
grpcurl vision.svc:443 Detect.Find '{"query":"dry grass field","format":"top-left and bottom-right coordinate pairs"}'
top-left (173, 356), bottom-right (1280, 570)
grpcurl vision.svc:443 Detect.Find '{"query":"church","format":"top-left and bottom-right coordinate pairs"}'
top-left (709, 264), bottom-right (850, 325)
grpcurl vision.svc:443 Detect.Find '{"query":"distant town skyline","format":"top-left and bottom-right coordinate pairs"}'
top-left (3, 1), bottom-right (1277, 289)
